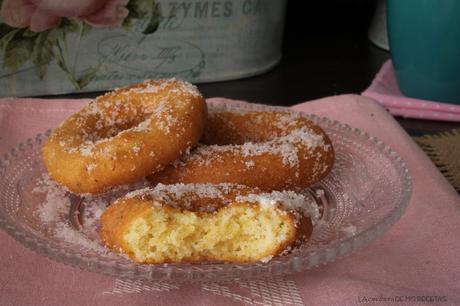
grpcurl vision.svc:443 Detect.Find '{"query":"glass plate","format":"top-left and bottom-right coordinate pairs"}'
top-left (0, 103), bottom-right (412, 282)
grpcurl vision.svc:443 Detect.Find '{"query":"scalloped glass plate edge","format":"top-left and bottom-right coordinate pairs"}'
top-left (0, 105), bottom-right (413, 283)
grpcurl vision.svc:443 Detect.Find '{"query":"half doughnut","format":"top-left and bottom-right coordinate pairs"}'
top-left (100, 183), bottom-right (318, 264)
top-left (43, 79), bottom-right (207, 194)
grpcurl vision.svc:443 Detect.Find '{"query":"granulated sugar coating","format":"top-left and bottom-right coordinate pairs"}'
top-left (33, 174), bottom-right (108, 254)
top-left (100, 183), bottom-right (318, 264)
top-left (124, 183), bottom-right (320, 218)
top-left (149, 108), bottom-right (335, 191)
top-left (34, 174), bottom-right (70, 223)
top-left (43, 79), bottom-right (207, 194)
top-left (32, 173), bottom-right (323, 262)
top-left (34, 88), bottom-right (340, 265)
top-left (31, 169), bottom-right (332, 264)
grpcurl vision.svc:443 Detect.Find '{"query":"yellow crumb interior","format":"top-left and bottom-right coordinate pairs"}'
top-left (123, 204), bottom-right (294, 263)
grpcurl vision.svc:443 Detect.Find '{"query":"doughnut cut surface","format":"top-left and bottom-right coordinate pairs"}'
top-left (100, 184), bottom-right (316, 264)
top-left (43, 79), bottom-right (207, 194)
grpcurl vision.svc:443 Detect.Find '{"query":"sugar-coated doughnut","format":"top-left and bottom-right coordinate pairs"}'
top-left (43, 79), bottom-right (207, 194)
top-left (100, 183), bottom-right (319, 264)
top-left (149, 107), bottom-right (334, 191)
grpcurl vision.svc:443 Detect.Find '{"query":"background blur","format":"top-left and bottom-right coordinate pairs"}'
top-left (200, 0), bottom-right (388, 104)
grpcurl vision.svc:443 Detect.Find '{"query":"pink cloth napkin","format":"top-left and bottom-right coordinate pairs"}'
top-left (1, 95), bottom-right (459, 306)
top-left (363, 60), bottom-right (460, 122)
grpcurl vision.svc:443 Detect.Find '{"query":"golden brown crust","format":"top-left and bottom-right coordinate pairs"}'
top-left (100, 184), bottom-right (315, 264)
top-left (149, 110), bottom-right (334, 191)
top-left (101, 200), bottom-right (306, 264)
top-left (43, 79), bottom-right (207, 194)
top-left (100, 198), bottom-right (151, 256)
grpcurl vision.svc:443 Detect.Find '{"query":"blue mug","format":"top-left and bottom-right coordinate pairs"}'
top-left (387, 0), bottom-right (460, 104)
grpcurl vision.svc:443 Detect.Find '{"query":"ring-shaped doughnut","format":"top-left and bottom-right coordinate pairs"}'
top-left (148, 106), bottom-right (334, 191)
top-left (43, 79), bottom-right (207, 194)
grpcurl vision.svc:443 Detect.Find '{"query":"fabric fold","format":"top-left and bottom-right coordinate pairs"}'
top-left (363, 60), bottom-right (460, 122)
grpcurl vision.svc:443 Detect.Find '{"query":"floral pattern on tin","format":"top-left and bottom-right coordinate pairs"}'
top-left (0, 0), bottom-right (160, 89)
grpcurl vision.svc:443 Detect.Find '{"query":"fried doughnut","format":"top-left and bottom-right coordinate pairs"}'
top-left (149, 107), bottom-right (334, 191)
top-left (100, 183), bottom-right (319, 264)
top-left (43, 79), bottom-right (207, 194)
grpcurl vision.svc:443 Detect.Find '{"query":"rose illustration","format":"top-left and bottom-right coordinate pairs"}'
top-left (1, 0), bottom-right (129, 32)
top-left (0, 0), bottom-right (160, 89)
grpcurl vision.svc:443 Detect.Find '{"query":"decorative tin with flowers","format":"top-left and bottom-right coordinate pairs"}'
top-left (0, 0), bottom-right (286, 97)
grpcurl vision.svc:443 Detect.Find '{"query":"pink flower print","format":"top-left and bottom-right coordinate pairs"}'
top-left (0, 0), bottom-right (130, 32)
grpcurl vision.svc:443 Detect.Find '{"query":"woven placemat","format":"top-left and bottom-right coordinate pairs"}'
top-left (415, 129), bottom-right (460, 192)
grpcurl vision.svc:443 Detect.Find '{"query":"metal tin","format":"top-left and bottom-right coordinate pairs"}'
top-left (0, 0), bottom-right (287, 96)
